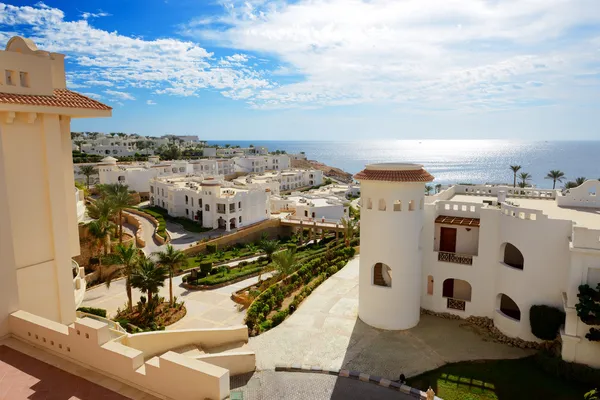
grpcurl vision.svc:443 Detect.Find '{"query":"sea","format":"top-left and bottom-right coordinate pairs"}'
top-left (206, 140), bottom-right (599, 189)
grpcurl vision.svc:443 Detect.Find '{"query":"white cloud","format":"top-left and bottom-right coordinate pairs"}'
top-left (0, 2), bottom-right (269, 98)
top-left (146, 99), bottom-right (157, 105)
top-left (81, 92), bottom-right (103, 100)
top-left (186, 0), bottom-right (600, 110)
top-left (104, 90), bottom-right (136, 101)
top-left (81, 11), bottom-right (111, 20)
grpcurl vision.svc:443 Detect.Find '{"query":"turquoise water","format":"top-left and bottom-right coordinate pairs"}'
top-left (207, 140), bottom-right (600, 188)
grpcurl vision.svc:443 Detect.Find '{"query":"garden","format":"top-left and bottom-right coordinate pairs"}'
top-left (142, 206), bottom-right (212, 234)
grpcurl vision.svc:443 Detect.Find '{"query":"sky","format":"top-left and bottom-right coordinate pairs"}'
top-left (1, 0), bottom-right (599, 140)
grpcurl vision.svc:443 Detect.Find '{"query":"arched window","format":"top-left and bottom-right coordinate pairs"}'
top-left (502, 243), bottom-right (524, 269)
top-left (497, 293), bottom-right (521, 320)
top-left (185, 195), bottom-right (188, 204)
top-left (409, 200), bottom-right (415, 211)
top-left (442, 278), bottom-right (472, 301)
top-left (378, 199), bottom-right (386, 211)
top-left (427, 275), bottom-right (434, 295)
top-left (373, 263), bottom-right (392, 287)
top-left (366, 198), bottom-right (373, 210)
top-left (393, 200), bottom-right (402, 211)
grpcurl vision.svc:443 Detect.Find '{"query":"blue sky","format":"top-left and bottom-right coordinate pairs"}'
top-left (1, 0), bottom-right (600, 140)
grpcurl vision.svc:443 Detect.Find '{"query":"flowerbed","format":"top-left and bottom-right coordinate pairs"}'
top-left (245, 246), bottom-right (356, 336)
top-left (114, 298), bottom-right (186, 333)
top-left (182, 259), bottom-right (270, 287)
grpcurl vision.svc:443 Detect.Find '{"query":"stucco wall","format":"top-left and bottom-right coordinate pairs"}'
top-left (433, 224), bottom-right (480, 255)
top-left (557, 180), bottom-right (600, 208)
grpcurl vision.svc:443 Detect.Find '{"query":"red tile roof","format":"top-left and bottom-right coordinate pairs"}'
top-left (0, 89), bottom-right (111, 111)
top-left (435, 215), bottom-right (481, 227)
top-left (354, 168), bottom-right (434, 183)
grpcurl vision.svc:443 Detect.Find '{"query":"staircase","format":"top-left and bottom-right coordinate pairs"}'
top-left (373, 265), bottom-right (386, 286)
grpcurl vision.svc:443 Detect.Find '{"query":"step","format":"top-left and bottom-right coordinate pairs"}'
top-left (202, 341), bottom-right (249, 354)
top-left (171, 344), bottom-right (205, 357)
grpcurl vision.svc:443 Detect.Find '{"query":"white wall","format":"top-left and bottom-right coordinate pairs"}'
top-left (557, 180), bottom-right (600, 208)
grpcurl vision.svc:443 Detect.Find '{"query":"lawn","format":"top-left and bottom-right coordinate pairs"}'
top-left (407, 357), bottom-right (592, 400)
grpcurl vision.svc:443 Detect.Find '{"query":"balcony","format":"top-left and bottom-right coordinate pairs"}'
top-left (438, 251), bottom-right (473, 265)
top-left (447, 298), bottom-right (466, 311)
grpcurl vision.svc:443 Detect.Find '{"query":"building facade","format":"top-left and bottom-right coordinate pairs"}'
top-left (356, 163), bottom-right (600, 368)
top-left (233, 154), bottom-right (291, 173)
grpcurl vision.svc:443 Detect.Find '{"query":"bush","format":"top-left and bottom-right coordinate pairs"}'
top-left (286, 243), bottom-right (297, 252)
top-left (206, 244), bottom-right (217, 254)
top-left (199, 261), bottom-right (213, 276)
top-left (529, 305), bottom-right (566, 340)
top-left (239, 261), bottom-right (248, 267)
top-left (533, 352), bottom-right (600, 386)
top-left (77, 307), bottom-right (107, 318)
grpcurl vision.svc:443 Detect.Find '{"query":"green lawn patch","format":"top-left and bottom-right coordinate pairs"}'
top-left (407, 357), bottom-right (592, 400)
top-left (183, 260), bottom-right (270, 286)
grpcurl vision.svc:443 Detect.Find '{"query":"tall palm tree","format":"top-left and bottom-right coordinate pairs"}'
top-left (575, 177), bottom-right (587, 186)
top-left (259, 239), bottom-right (280, 262)
top-left (272, 250), bottom-right (297, 277)
top-left (425, 185), bottom-right (433, 195)
top-left (86, 198), bottom-right (116, 221)
top-left (79, 165), bottom-right (98, 188)
top-left (435, 184), bottom-right (442, 194)
top-left (510, 165), bottom-right (522, 188)
top-left (153, 244), bottom-right (186, 305)
top-left (105, 243), bottom-right (139, 310)
top-left (341, 217), bottom-right (357, 247)
top-left (518, 172), bottom-right (532, 188)
top-left (545, 170), bottom-right (565, 189)
top-left (87, 219), bottom-right (111, 278)
top-left (97, 183), bottom-right (136, 242)
top-left (131, 255), bottom-right (167, 307)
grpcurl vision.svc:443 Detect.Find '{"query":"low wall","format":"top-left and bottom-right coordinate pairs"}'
top-left (197, 352), bottom-right (256, 376)
top-left (183, 219), bottom-right (289, 256)
top-left (124, 213), bottom-right (145, 248)
top-left (121, 326), bottom-right (249, 359)
top-left (9, 310), bottom-right (230, 400)
top-left (125, 208), bottom-right (169, 244)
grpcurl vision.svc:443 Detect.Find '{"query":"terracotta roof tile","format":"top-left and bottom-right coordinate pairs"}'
top-left (354, 168), bottom-right (434, 183)
top-left (0, 89), bottom-right (111, 111)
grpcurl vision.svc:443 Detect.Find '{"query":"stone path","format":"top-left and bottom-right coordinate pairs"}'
top-left (249, 257), bottom-right (531, 380)
top-left (230, 371), bottom-right (412, 400)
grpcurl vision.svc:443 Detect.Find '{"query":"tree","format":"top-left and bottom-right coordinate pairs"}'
top-left (159, 144), bottom-right (181, 160)
top-left (518, 172), bottom-right (531, 188)
top-left (584, 389), bottom-right (599, 400)
top-left (136, 140), bottom-right (148, 155)
top-left (272, 249), bottom-right (296, 277)
top-left (97, 183), bottom-right (136, 242)
top-left (87, 219), bottom-right (111, 278)
top-left (105, 243), bottom-right (138, 310)
top-left (153, 244), bottom-right (186, 305)
top-left (425, 185), bottom-right (433, 195)
top-left (564, 181), bottom-right (578, 189)
top-left (545, 170), bottom-right (565, 190)
top-left (79, 165), bottom-right (98, 188)
top-left (435, 184), bottom-right (442, 194)
top-left (341, 217), bottom-right (357, 247)
top-left (510, 165), bottom-right (522, 188)
top-left (575, 177), bottom-right (587, 186)
top-left (86, 198), bottom-right (116, 222)
top-left (259, 239), bottom-right (280, 262)
top-left (131, 255), bottom-right (167, 307)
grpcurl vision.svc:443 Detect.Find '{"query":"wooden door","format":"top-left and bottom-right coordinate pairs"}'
top-left (440, 227), bottom-right (457, 253)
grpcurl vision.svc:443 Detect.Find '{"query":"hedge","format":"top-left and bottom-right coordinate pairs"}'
top-left (206, 244), bottom-right (217, 254)
top-left (183, 261), bottom-right (268, 286)
top-left (529, 305), bottom-right (565, 341)
top-left (137, 208), bottom-right (167, 239)
top-left (77, 307), bottom-right (107, 318)
top-left (533, 351), bottom-right (600, 387)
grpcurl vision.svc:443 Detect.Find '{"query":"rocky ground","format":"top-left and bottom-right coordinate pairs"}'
top-left (291, 159), bottom-right (353, 183)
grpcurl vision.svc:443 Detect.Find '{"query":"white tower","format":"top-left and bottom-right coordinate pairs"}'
top-left (355, 163), bottom-right (434, 330)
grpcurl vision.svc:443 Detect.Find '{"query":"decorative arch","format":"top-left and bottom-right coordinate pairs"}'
top-left (501, 242), bottom-right (524, 269)
top-left (497, 293), bottom-right (521, 320)
top-left (373, 262), bottom-right (392, 287)
top-left (442, 278), bottom-right (472, 301)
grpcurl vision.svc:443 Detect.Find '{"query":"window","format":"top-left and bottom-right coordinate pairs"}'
top-left (312, 212), bottom-right (316, 218)
top-left (502, 243), bottom-right (524, 270)
top-left (150, 186), bottom-right (154, 193)
top-left (427, 275), bottom-right (434, 295)
top-left (5, 70), bottom-right (15, 86)
top-left (304, 210), bottom-right (308, 217)
top-left (497, 293), bottom-right (521, 320)
top-left (373, 263), bottom-right (392, 287)
top-left (230, 203), bottom-right (235, 213)
top-left (185, 195), bottom-right (188, 205)
top-left (239, 216), bottom-right (242, 223)
top-left (442, 278), bottom-right (472, 301)
top-left (19, 71), bottom-right (29, 87)
top-left (199, 199), bottom-right (203, 207)
top-left (205, 204), bottom-right (210, 211)
top-left (378, 199), bottom-right (386, 211)
top-left (409, 200), bottom-right (415, 211)
top-left (185, 209), bottom-right (189, 215)
top-left (238, 201), bottom-right (241, 208)
top-left (191, 198), bottom-right (194, 207)
top-left (217, 204), bottom-right (226, 214)
top-left (117, 176), bottom-right (125, 182)
top-left (366, 198), bottom-right (373, 209)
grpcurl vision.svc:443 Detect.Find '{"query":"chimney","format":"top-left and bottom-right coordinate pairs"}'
top-left (497, 190), bottom-right (507, 204)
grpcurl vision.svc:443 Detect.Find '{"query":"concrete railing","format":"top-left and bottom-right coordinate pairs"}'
top-left (455, 184), bottom-right (556, 199)
top-left (9, 310), bottom-right (232, 400)
top-left (435, 201), bottom-right (482, 217)
top-left (500, 203), bottom-right (547, 222)
top-left (572, 226), bottom-right (600, 250)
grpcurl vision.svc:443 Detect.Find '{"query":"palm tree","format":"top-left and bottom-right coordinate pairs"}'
top-left (518, 172), bottom-right (531, 188)
top-left (272, 250), bottom-right (297, 277)
top-left (97, 183), bottom-right (136, 242)
top-left (564, 181), bottom-right (578, 189)
top-left (86, 198), bottom-right (116, 221)
top-left (341, 217), bottom-right (357, 247)
top-left (259, 239), bottom-right (280, 262)
top-left (105, 243), bottom-right (138, 310)
top-left (87, 219), bottom-right (111, 278)
top-left (79, 165), bottom-right (98, 188)
top-left (425, 185), bottom-right (433, 195)
top-left (435, 184), bottom-right (442, 194)
top-left (153, 245), bottom-right (186, 305)
top-left (575, 177), bottom-right (587, 186)
top-left (510, 165), bottom-right (522, 188)
top-left (131, 255), bottom-right (167, 307)
top-left (545, 170), bottom-right (565, 189)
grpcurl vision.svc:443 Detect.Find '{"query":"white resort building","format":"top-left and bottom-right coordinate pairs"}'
top-left (356, 163), bottom-right (600, 369)
top-left (233, 169), bottom-right (324, 193)
top-left (150, 176), bottom-right (271, 231)
top-left (271, 193), bottom-right (349, 223)
top-left (233, 154), bottom-right (291, 173)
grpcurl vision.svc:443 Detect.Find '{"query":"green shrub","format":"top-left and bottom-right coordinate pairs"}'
top-left (533, 351), bottom-right (600, 386)
top-left (239, 261), bottom-right (248, 267)
top-left (199, 261), bottom-right (213, 276)
top-left (286, 243), bottom-right (297, 252)
top-left (529, 305), bottom-right (566, 340)
top-left (77, 307), bottom-right (107, 318)
top-left (206, 244), bottom-right (217, 254)
top-left (271, 310), bottom-right (289, 327)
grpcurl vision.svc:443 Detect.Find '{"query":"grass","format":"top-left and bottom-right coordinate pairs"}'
top-left (407, 357), bottom-right (591, 400)
top-left (185, 260), bottom-right (270, 286)
top-left (143, 206), bottom-right (212, 234)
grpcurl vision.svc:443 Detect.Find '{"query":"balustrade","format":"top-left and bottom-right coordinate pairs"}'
top-left (438, 251), bottom-right (473, 265)
top-left (447, 298), bottom-right (466, 311)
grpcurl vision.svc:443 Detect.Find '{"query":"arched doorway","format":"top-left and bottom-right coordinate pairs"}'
top-left (373, 263), bottom-right (392, 287)
top-left (442, 278), bottom-right (472, 311)
top-left (497, 293), bottom-right (521, 320)
top-left (502, 243), bottom-right (524, 269)
top-left (217, 217), bottom-right (226, 229)
top-left (229, 217), bottom-right (236, 230)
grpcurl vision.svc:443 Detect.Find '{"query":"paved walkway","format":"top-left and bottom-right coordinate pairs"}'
top-left (249, 257), bottom-right (530, 380)
top-left (82, 269), bottom-right (271, 330)
top-left (230, 371), bottom-right (412, 400)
